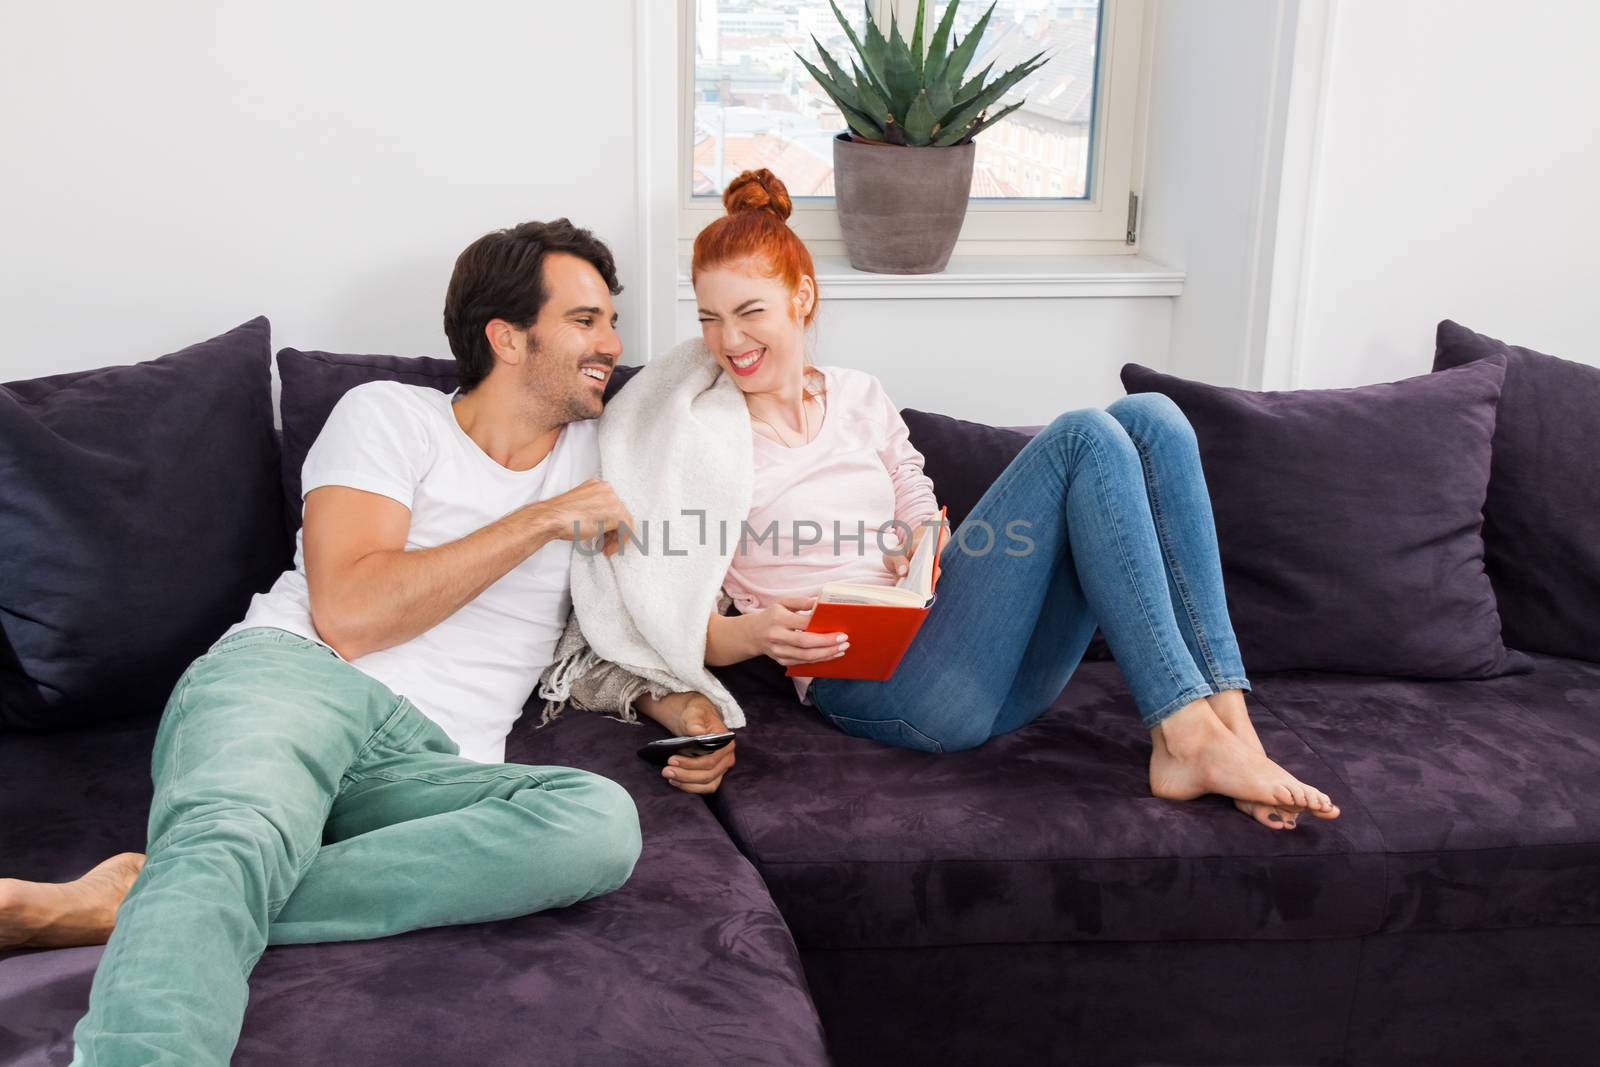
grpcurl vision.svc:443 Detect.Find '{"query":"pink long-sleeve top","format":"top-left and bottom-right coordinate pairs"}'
top-left (722, 364), bottom-right (940, 702)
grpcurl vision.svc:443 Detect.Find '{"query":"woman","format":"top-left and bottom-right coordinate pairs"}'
top-left (691, 169), bottom-right (1338, 830)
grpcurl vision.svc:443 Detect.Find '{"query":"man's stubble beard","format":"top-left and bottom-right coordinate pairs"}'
top-left (521, 333), bottom-right (601, 427)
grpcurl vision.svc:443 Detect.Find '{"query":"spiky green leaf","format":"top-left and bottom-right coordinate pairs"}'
top-left (939, 1), bottom-right (995, 88)
top-left (825, 0), bottom-right (890, 98)
top-left (796, 52), bottom-right (884, 139)
top-left (936, 52), bottom-right (1045, 131)
top-left (910, 0), bottom-right (927, 78)
top-left (796, 49), bottom-right (859, 111)
top-left (840, 106), bottom-right (886, 141)
top-left (810, 38), bottom-right (862, 105)
top-left (850, 59), bottom-right (893, 126)
top-left (861, 3), bottom-right (894, 96)
top-left (926, 0), bottom-right (960, 66)
top-left (940, 97), bottom-right (1026, 146)
top-left (880, 11), bottom-right (920, 109)
top-left (902, 88), bottom-right (937, 144)
top-left (955, 61), bottom-right (994, 106)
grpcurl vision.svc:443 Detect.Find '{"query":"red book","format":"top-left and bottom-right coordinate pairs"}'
top-left (787, 509), bottom-right (949, 682)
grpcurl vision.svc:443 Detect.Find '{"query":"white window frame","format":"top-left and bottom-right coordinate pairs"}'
top-left (674, 0), bottom-right (1153, 258)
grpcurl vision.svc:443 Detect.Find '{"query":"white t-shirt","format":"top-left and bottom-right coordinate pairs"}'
top-left (223, 380), bottom-right (599, 763)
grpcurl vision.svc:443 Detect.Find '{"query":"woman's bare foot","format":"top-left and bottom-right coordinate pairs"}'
top-left (0, 852), bottom-right (146, 950)
top-left (1206, 690), bottom-right (1340, 828)
top-left (1148, 699), bottom-right (1334, 830)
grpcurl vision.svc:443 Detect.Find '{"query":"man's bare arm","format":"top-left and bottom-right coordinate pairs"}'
top-left (303, 479), bottom-right (630, 661)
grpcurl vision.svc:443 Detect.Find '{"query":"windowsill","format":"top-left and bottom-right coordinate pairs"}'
top-left (675, 254), bottom-right (1183, 301)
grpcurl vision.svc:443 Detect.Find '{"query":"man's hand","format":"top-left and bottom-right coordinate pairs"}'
top-left (635, 691), bottom-right (737, 795)
top-left (537, 479), bottom-right (634, 557)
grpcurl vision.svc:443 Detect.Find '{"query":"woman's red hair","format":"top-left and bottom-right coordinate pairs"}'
top-left (691, 169), bottom-right (818, 326)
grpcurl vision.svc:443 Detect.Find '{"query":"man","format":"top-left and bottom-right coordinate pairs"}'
top-left (0, 220), bottom-right (737, 1064)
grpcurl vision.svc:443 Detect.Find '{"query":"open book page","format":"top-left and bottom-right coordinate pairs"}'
top-left (816, 512), bottom-right (948, 608)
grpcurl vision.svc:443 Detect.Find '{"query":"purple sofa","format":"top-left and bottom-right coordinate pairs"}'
top-left (4, 319), bottom-right (1598, 1066)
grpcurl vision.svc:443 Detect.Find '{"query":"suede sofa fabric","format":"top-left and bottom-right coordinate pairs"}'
top-left (0, 318), bottom-right (288, 731)
top-left (712, 650), bottom-right (1600, 951)
top-left (276, 347), bottom-right (639, 538)
top-left (1246, 651), bottom-right (1600, 933)
top-left (1120, 357), bottom-right (1530, 679)
top-left (802, 924), bottom-right (1600, 1067)
top-left (1432, 319), bottom-right (1600, 663)
top-left (711, 659), bottom-right (1387, 949)
top-left (0, 700), bottom-right (828, 1066)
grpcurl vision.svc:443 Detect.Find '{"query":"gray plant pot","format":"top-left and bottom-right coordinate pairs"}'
top-left (832, 133), bottom-right (975, 275)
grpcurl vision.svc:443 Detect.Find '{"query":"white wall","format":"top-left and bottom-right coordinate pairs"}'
top-left (673, 290), bottom-right (1174, 425)
top-left (1283, 0), bottom-right (1600, 387)
top-left (1, 0), bottom-right (1177, 426)
top-left (1138, 0), bottom-right (1299, 388)
top-left (0, 1), bottom-right (641, 382)
top-left (8, 1), bottom-right (1591, 420)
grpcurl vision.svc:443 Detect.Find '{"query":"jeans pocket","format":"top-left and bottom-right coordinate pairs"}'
top-left (822, 713), bottom-right (945, 754)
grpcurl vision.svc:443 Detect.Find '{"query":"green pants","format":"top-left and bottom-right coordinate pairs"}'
top-left (70, 626), bottom-right (642, 1066)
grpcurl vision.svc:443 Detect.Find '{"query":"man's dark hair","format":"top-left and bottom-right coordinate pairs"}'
top-left (443, 219), bottom-right (622, 393)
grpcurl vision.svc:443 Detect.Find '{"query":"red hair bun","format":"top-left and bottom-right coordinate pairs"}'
top-left (723, 169), bottom-right (793, 221)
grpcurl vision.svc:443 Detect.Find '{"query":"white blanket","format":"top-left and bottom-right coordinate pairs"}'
top-left (537, 338), bottom-right (753, 729)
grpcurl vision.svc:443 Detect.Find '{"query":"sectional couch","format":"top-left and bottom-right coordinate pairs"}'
top-left (3, 317), bottom-right (1596, 1066)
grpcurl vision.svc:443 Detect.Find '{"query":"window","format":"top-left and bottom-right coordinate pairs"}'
top-left (679, 0), bottom-right (1151, 256)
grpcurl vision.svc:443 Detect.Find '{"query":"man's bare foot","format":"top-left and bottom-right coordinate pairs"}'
top-left (1149, 699), bottom-right (1335, 830)
top-left (1206, 690), bottom-right (1340, 830)
top-left (0, 852), bottom-right (146, 950)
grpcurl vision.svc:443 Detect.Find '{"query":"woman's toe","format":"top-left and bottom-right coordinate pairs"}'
top-left (1237, 798), bottom-right (1287, 829)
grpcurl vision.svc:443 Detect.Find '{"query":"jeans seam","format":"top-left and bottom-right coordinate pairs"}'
top-left (152, 671), bottom-right (202, 830)
top-left (345, 766), bottom-right (552, 788)
top-left (342, 698), bottom-right (418, 778)
top-left (266, 842), bottom-right (325, 914)
top-left (824, 712), bottom-right (946, 754)
top-left (1137, 436), bottom-right (1227, 688)
top-left (1066, 426), bottom-right (1189, 696)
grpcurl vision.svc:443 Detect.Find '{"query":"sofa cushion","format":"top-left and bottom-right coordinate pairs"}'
top-left (1120, 358), bottom-right (1531, 679)
top-left (0, 318), bottom-right (289, 730)
top-left (0, 702), bottom-right (827, 1066)
top-left (710, 661), bottom-right (1389, 949)
top-left (277, 350), bottom-right (639, 538)
top-left (1247, 652), bottom-right (1600, 932)
top-left (900, 407), bottom-right (1030, 531)
top-left (713, 653), bottom-right (1600, 954)
top-left (1432, 320), bottom-right (1600, 663)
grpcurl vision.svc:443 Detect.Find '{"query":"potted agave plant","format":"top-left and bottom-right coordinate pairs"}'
top-left (797, 0), bottom-right (1048, 274)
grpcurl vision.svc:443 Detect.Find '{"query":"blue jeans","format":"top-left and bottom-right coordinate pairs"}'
top-left (70, 627), bottom-right (642, 1066)
top-left (811, 392), bottom-right (1251, 753)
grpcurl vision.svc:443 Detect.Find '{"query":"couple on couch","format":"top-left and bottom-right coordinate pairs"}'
top-left (1, 169), bottom-right (1338, 1064)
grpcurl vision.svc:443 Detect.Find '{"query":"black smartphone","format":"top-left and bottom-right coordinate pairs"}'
top-left (637, 731), bottom-right (736, 766)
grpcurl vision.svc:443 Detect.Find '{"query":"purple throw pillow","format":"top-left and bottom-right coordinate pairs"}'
top-left (1432, 320), bottom-right (1600, 663)
top-left (1120, 357), bottom-right (1531, 679)
top-left (900, 408), bottom-right (1031, 531)
top-left (277, 349), bottom-right (640, 538)
top-left (0, 318), bottom-right (290, 729)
